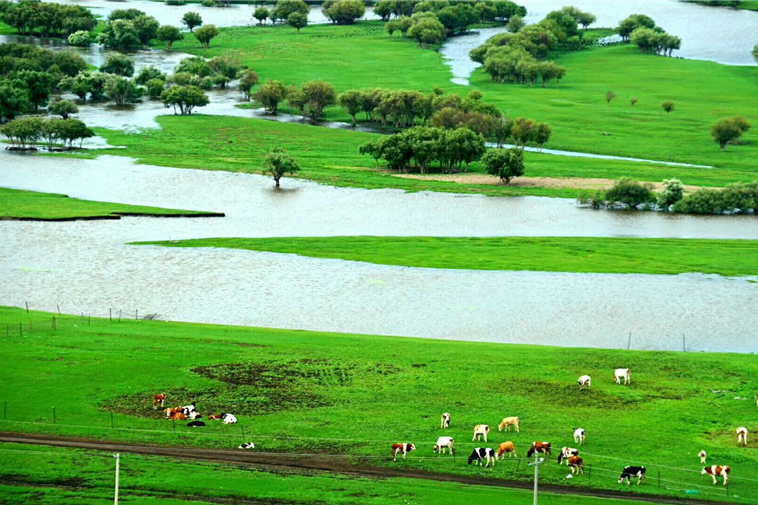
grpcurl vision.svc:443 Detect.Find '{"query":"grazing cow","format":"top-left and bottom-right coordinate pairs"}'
top-left (472, 425), bottom-right (489, 442)
top-left (495, 441), bottom-right (516, 460)
top-left (568, 456), bottom-right (584, 475)
top-left (221, 413), bottom-right (237, 425)
top-left (164, 407), bottom-right (182, 418)
top-left (702, 465), bottom-right (730, 485)
top-left (468, 448), bottom-right (496, 467)
top-left (170, 412), bottom-right (186, 421)
top-left (181, 403), bottom-right (196, 416)
top-left (152, 394), bottom-right (166, 410)
top-left (238, 442), bottom-right (255, 450)
top-left (498, 417), bottom-right (520, 433)
top-left (699, 450), bottom-right (707, 464)
top-left (558, 447), bottom-right (579, 465)
top-left (434, 436), bottom-right (454, 455)
top-left (441, 412), bottom-right (450, 429)
top-left (392, 443), bottom-right (415, 461)
top-left (187, 420), bottom-right (205, 427)
top-left (737, 427), bottom-right (748, 446)
top-left (618, 466), bottom-right (646, 485)
top-left (207, 414), bottom-right (222, 420)
top-left (614, 368), bottom-right (631, 385)
top-left (573, 428), bottom-right (586, 445)
top-left (527, 442), bottom-right (552, 458)
top-left (578, 375), bottom-right (591, 390)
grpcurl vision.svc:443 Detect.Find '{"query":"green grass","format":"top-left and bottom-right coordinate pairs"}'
top-left (0, 20), bottom-right (14, 35)
top-left (138, 236), bottom-right (758, 277)
top-left (0, 444), bottom-right (667, 505)
top-left (0, 187), bottom-right (222, 220)
top-left (95, 115), bottom-right (753, 199)
top-left (1, 306), bottom-right (756, 504)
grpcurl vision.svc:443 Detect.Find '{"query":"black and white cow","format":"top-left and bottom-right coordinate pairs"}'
top-left (181, 403), bottom-right (196, 416)
top-left (618, 466), bottom-right (646, 485)
top-left (187, 420), bottom-right (206, 428)
top-left (468, 448), bottom-right (496, 467)
top-left (238, 442), bottom-right (255, 450)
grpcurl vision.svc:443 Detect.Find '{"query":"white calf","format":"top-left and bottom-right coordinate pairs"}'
top-left (578, 375), bottom-right (591, 389)
top-left (222, 413), bottom-right (237, 425)
top-left (441, 412), bottom-right (450, 429)
top-left (434, 436), bottom-right (454, 455)
top-left (573, 428), bottom-right (585, 445)
top-left (472, 424), bottom-right (489, 442)
top-left (614, 368), bottom-right (631, 385)
top-left (737, 427), bottom-right (748, 446)
top-left (699, 450), bottom-right (707, 464)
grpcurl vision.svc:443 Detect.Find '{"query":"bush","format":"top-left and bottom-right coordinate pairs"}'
top-left (578, 178), bottom-right (654, 210)
top-left (673, 183), bottom-right (758, 215)
top-left (145, 79), bottom-right (165, 99)
top-left (67, 30), bottom-right (91, 47)
top-left (657, 178), bottom-right (684, 210)
top-left (201, 1), bottom-right (215, 6)
top-left (165, 0), bottom-right (186, 5)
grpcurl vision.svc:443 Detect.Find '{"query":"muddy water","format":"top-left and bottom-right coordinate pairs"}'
top-left (2, 152), bottom-right (758, 353)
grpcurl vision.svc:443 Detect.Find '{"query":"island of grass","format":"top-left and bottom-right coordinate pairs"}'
top-left (0, 306), bottom-right (756, 504)
top-left (0, 187), bottom-right (223, 221)
top-left (138, 236), bottom-right (758, 277)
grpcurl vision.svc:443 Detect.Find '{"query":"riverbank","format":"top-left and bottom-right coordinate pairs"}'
top-left (1, 306), bottom-right (755, 504)
top-left (0, 187), bottom-right (223, 221)
top-left (138, 236), bottom-right (758, 277)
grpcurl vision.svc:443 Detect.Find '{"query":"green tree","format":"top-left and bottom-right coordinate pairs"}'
top-left (661, 100), bottom-right (674, 115)
top-left (133, 15), bottom-right (160, 46)
top-left (237, 69), bottom-right (259, 101)
top-left (67, 30), bottom-right (90, 46)
top-left (182, 11), bottom-right (203, 32)
top-left (263, 147), bottom-right (300, 187)
top-left (604, 178), bottom-right (654, 209)
top-left (253, 80), bottom-right (287, 113)
top-left (575, 11), bottom-right (596, 37)
top-left (657, 178), bottom-right (684, 209)
top-left (482, 148), bottom-right (525, 185)
top-left (108, 8), bottom-right (146, 22)
top-left (194, 24), bottom-right (220, 48)
top-left (16, 70), bottom-right (55, 110)
top-left (754, 44), bottom-right (758, 63)
top-left (711, 117), bottom-right (751, 151)
top-left (338, 90), bottom-right (362, 124)
top-left (100, 53), bottom-right (135, 77)
top-left (630, 97), bottom-right (638, 107)
top-left (274, 0), bottom-right (309, 21)
top-left (49, 99), bottom-right (78, 119)
top-left (104, 76), bottom-right (143, 106)
top-left (135, 66), bottom-right (166, 85)
top-left (97, 19), bottom-right (141, 49)
top-left (253, 7), bottom-right (269, 25)
top-left (605, 90), bottom-right (616, 110)
top-left (145, 78), bottom-right (165, 99)
top-left (0, 80), bottom-right (31, 122)
top-left (0, 116), bottom-right (44, 148)
top-left (160, 85), bottom-right (209, 115)
top-left (322, 0), bottom-right (365, 25)
top-left (287, 12), bottom-right (307, 32)
top-left (299, 80), bottom-right (336, 121)
top-left (506, 14), bottom-right (524, 33)
top-left (534, 122), bottom-right (551, 150)
top-left (407, 16), bottom-right (445, 48)
top-left (157, 25), bottom-right (183, 53)
top-left (510, 117), bottom-right (536, 149)
top-left (374, 0), bottom-right (393, 21)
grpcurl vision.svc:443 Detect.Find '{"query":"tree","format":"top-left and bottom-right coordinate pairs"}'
top-left (160, 85), bottom-right (209, 115)
top-left (711, 117), bottom-right (750, 151)
top-left (16, 70), bottom-right (55, 110)
top-left (604, 178), bottom-right (654, 209)
top-left (135, 66), bottom-right (166, 85)
top-left (182, 11), bottom-right (202, 32)
top-left (299, 80), bottom-right (336, 121)
top-left (322, 0), bottom-right (365, 25)
top-left (49, 99), bottom-right (78, 119)
top-left (407, 16), bottom-right (445, 48)
top-left (108, 8), bottom-right (146, 22)
top-left (97, 19), bottom-right (141, 49)
top-left (657, 178), bottom-right (684, 209)
top-left (534, 122), bottom-right (551, 150)
top-left (157, 25), bottom-right (183, 53)
top-left (263, 147), bottom-right (300, 188)
top-left (374, 1), bottom-right (394, 21)
top-left (605, 90), bottom-right (616, 110)
top-left (274, 0), bottom-right (309, 21)
top-left (482, 148), bottom-right (524, 185)
top-left (661, 100), bottom-right (674, 115)
top-left (194, 24), bottom-right (219, 48)
top-left (237, 69), bottom-right (259, 101)
top-left (288, 12), bottom-right (307, 32)
top-left (510, 117), bottom-right (536, 149)
top-left (338, 90), bottom-right (362, 124)
top-left (100, 53), bottom-right (135, 77)
top-left (506, 14), bottom-right (524, 33)
top-left (145, 78), bottom-right (165, 99)
top-left (67, 30), bottom-right (90, 46)
top-left (133, 14), bottom-right (160, 46)
top-left (575, 11), bottom-right (596, 37)
top-left (104, 76), bottom-right (143, 106)
top-left (0, 81), bottom-right (31, 122)
top-left (630, 97), bottom-right (638, 107)
top-left (253, 7), bottom-right (269, 25)
top-left (754, 44), bottom-right (758, 63)
top-left (1, 116), bottom-right (44, 148)
top-left (253, 80), bottom-right (287, 113)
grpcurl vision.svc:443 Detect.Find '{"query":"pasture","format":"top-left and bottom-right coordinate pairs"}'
top-left (0, 306), bottom-right (756, 504)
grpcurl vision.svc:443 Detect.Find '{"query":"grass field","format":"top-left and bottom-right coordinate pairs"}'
top-left (0, 306), bottom-right (756, 504)
top-left (0, 187), bottom-right (221, 220)
top-left (138, 236), bottom-right (758, 277)
top-left (0, 444), bottom-right (665, 505)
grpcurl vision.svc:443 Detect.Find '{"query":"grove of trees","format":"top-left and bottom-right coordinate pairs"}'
top-left (160, 85), bottom-right (209, 115)
top-left (0, 1), bottom-right (96, 38)
top-left (322, 0), bottom-right (365, 25)
top-left (1, 116), bottom-right (93, 149)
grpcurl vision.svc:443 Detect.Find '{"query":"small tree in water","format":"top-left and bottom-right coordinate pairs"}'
top-left (264, 148), bottom-right (300, 188)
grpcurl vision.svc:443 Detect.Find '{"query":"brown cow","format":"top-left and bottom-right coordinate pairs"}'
top-left (569, 456), bottom-right (584, 474)
top-left (171, 412), bottom-right (187, 421)
top-left (164, 406), bottom-right (182, 418)
top-left (153, 393), bottom-right (166, 410)
top-left (527, 441), bottom-right (551, 458)
top-left (495, 441), bottom-right (516, 459)
top-left (702, 465), bottom-right (730, 485)
top-left (207, 414), bottom-right (222, 420)
top-left (392, 443), bottom-right (416, 461)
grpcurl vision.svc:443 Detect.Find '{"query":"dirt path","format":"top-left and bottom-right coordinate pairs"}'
top-left (0, 432), bottom-right (739, 505)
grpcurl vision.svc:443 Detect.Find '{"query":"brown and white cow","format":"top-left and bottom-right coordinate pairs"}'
top-left (434, 436), bottom-right (454, 455)
top-left (392, 443), bottom-right (416, 461)
top-left (498, 417), bottom-right (519, 433)
top-left (527, 442), bottom-right (551, 458)
top-left (737, 427), bottom-right (748, 446)
top-left (702, 465), bottom-right (730, 485)
top-left (207, 414), bottom-right (222, 420)
top-left (495, 441), bottom-right (516, 460)
top-left (472, 425), bottom-right (489, 442)
top-left (170, 411), bottom-right (187, 421)
top-left (164, 406), bottom-right (182, 418)
top-left (698, 450), bottom-right (707, 464)
top-left (614, 369), bottom-right (631, 385)
top-left (568, 456), bottom-right (584, 475)
top-left (573, 428), bottom-right (586, 445)
top-left (441, 412), bottom-right (450, 429)
top-left (153, 394), bottom-right (166, 410)
top-left (558, 447), bottom-right (579, 465)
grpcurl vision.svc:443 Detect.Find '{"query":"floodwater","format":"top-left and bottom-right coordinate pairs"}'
top-left (2, 152), bottom-right (758, 353)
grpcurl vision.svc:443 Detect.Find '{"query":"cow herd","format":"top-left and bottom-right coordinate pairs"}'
top-left (152, 394), bottom-right (237, 427)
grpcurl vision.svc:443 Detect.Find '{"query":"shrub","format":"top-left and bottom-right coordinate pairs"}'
top-left (67, 30), bottom-right (91, 47)
top-left (657, 179), bottom-right (684, 210)
top-left (145, 79), bottom-right (165, 99)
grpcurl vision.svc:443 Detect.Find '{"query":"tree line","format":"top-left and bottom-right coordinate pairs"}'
top-left (0, 1), bottom-right (96, 38)
top-left (1, 116), bottom-right (93, 150)
top-left (619, 14), bottom-right (681, 56)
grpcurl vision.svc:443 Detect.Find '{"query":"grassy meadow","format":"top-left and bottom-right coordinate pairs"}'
top-left (0, 187), bottom-right (221, 220)
top-left (138, 236), bottom-right (758, 277)
top-left (0, 306), bottom-right (756, 503)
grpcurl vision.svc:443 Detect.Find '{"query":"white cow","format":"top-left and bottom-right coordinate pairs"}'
top-left (441, 412), bottom-right (450, 429)
top-left (222, 413), bottom-right (237, 425)
top-left (614, 368), bottom-right (631, 385)
top-left (737, 427), bottom-right (748, 446)
top-left (578, 375), bottom-right (591, 389)
top-left (434, 436), bottom-right (454, 455)
top-left (699, 450), bottom-right (707, 464)
top-left (573, 428), bottom-right (586, 445)
top-left (472, 424), bottom-right (489, 442)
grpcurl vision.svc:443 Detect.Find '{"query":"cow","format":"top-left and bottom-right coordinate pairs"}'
top-left (699, 450), bottom-right (707, 464)
top-left (181, 403), bottom-right (196, 416)
top-left (238, 442), bottom-right (255, 450)
top-left (170, 412), bottom-right (186, 421)
top-left (498, 416), bottom-right (519, 433)
top-left (737, 427), bottom-right (749, 444)
top-left (578, 375), bottom-right (591, 390)
top-left (441, 412), bottom-right (450, 429)
top-left (558, 447), bottom-right (579, 465)
top-left (702, 465), bottom-right (730, 485)
top-left (614, 368), bottom-right (631, 385)
top-left (468, 448), bottom-right (496, 467)
top-left (207, 414), bottom-right (222, 420)
top-left (152, 394), bottom-right (166, 410)
top-left (392, 443), bottom-right (415, 461)
top-left (188, 411), bottom-right (202, 420)
top-left (495, 441), bottom-right (516, 460)
top-left (187, 420), bottom-right (205, 427)
top-left (618, 466), bottom-right (646, 485)
top-left (527, 442), bottom-right (551, 458)
top-left (568, 456), bottom-right (584, 474)
top-left (222, 413), bottom-right (237, 425)
top-left (164, 407), bottom-right (182, 418)
top-left (573, 428), bottom-right (586, 445)
top-left (434, 436), bottom-right (454, 455)
top-left (472, 425), bottom-right (489, 442)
